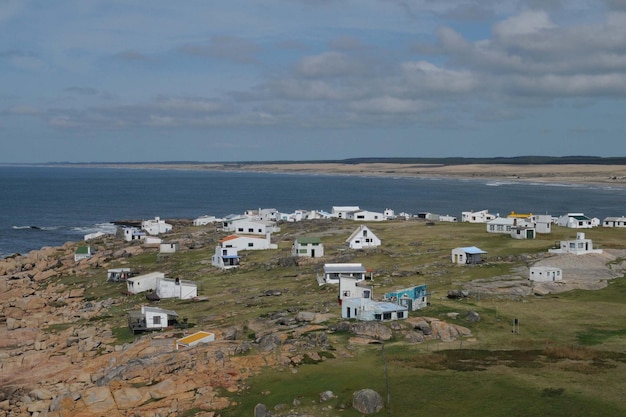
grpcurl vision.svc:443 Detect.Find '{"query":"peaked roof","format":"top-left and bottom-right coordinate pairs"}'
top-left (346, 225), bottom-right (377, 242)
top-left (296, 236), bottom-right (322, 244)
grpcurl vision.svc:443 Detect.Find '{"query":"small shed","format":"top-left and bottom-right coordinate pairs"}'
top-left (451, 246), bottom-right (487, 265)
top-left (156, 277), bottom-right (198, 300)
top-left (529, 266), bottom-right (563, 282)
top-left (128, 306), bottom-right (178, 334)
top-left (74, 246), bottom-right (93, 262)
top-left (159, 242), bottom-right (179, 254)
top-left (175, 331), bottom-right (215, 350)
top-left (126, 272), bottom-right (165, 294)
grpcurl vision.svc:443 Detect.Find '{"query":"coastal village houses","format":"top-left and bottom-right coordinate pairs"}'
top-left (346, 225), bottom-right (382, 249)
top-left (211, 245), bottom-right (240, 269)
top-left (341, 298), bottom-right (408, 322)
top-left (123, 227), bottom-right (146, 242)
top-left (222, 218), bottom-right (280, 235)
top-left (193, 215), bottom-right (220, 226)
top-left (292, 237), bottom-right (324, 258)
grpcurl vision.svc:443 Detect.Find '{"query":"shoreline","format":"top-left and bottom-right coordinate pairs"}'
top-left (23, 162), bottom-right (626, 186)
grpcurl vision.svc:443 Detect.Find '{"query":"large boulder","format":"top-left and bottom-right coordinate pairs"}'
top-left (350, 322), bottom-right (392, 341)
top-left (353, 388), bottom-right (384, 414)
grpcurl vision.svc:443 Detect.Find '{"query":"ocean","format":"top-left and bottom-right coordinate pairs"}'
top-left (1, 165), bottom-right (625, 258)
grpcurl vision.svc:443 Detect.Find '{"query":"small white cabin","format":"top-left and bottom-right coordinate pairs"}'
top-left (126, 272), bottom-right (165, 294)
top-left (159, 242), bottom-right (179, 254)
top-left (603, 216), bottom-right (626, 227)
top-left (352, 210), bottom-right (386, 221)
top-left (142, 217), bottom-right (173, 235)
top-left (346, 225), bottom-right (381, 249)
top-left (529, 266), bottom-right (563, 282)
top-left (557, 213), bottom-right (593, 229)
top-left (549, 232), bottom-right (602, 255)
top-left (292, 237), bottom-right (324, 258)
top-left (123, 227), bottom-right (146, 242)
top-left (156, 277), bottom-right (197, 300)
top-left (128, 306), bottom-right (178, 333)
top-left (212, 245), bottom-right (240, 269)
top-left (193, 215), bottom-right (219, 226)
top-left (451, 246), bottom-right (487, 265)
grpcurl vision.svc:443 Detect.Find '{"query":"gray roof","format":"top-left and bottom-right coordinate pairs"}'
top-left (323, 263), bottom-right (366, 274)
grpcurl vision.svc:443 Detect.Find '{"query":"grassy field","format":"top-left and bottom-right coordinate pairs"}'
top-left (68, 218), bottom-right (626, 416)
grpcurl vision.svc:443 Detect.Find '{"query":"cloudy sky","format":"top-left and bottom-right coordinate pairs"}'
top-left (2, 0), bottom-right (626, 163)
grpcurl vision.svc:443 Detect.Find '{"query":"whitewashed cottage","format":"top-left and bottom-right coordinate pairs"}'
top-left (346, 225), bottom-right (381, 249)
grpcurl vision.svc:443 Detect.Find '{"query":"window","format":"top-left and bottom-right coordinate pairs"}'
top-left (383, 312), bottom-right (392, 320)
top-left (248, 228), bottom-right (254, 233)
top-left (397, 312), bottom-right (404, 319)
top-left (343, 290), bottom-right (350, 297)
top-left (152, 315), bottom-right (161, 325)
top-left (248, 242), bottom-right (254, 247)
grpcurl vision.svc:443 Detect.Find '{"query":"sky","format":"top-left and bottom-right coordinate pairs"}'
top-left (1, 0), bottom-right (626, 163)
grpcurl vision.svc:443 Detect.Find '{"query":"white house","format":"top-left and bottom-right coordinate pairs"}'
top-left (352, 210), bottom-right (386, 221)
top-left (462, 209), bottom-right (496, 223)
top-left (534, 214), bottom-right (553, 234)
top-left (557, 213), bottom-right (594, 229)
top-left (126, 272), bottom-right (165, 294)
top-left (486, 217), bottom-right (516, 234)
top-left (510, 225), bottom-right (536, 240)
top-left (74, 246), bottom-right (93, 262)
top-left (123, 227), bottom-right (146, 242)
top-left (451, 246), bottom-right (487, 265)
top-left (215, 233), bottom-right (277, 251)
top-left (211, 245), bottom-right (240, 269)
top-left (346, 225), bottom-right (381, 249)
top-left (225, 218), bottom-right (280, 235)
top-left (128, 306), bottom-right (178, 334)
top-left (341, 298), bottom-right (408, 321)
top-left (384, 208), bottom-right (396, 220)
top-left (156, 277), bottom-right (197, 300)
top-left (332, 206), bottom-right (361, 219)
top-left (529, 266), bottom-right (563, 282)
top-left (159, 242), bottom-right (179, 254)
top-left (142, 217), bottom-right (173, 235)
top-left (603, 216), bottom-right (626, 227)
top-left (438, 214), bottom-right (458, 222)
top-left (193, 215), bottom-right (220, 226)
top-left (549, 232), bottom-right (602, 255)
top-left (338, 275), bottom-right (373, 303)
top-left (317, 263), bottom-right (372, 286)
top-left (292, 237), bottom-right (324, 258)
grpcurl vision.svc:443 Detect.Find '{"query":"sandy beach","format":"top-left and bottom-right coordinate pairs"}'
top-left (75, 162), bottom-right (626, 186)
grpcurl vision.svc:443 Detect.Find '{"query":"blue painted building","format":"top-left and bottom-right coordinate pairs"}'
top-left (384, 284), bottom-right (428, 311)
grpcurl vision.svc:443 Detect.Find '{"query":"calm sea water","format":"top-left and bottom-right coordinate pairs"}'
top-left (1, 165), bottom-right (625, 258)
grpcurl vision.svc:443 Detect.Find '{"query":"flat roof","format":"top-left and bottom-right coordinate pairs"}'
top-left (176, 331), bottom-right (214, 344)
top-left (324, 263), bottom-right (366, 274)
